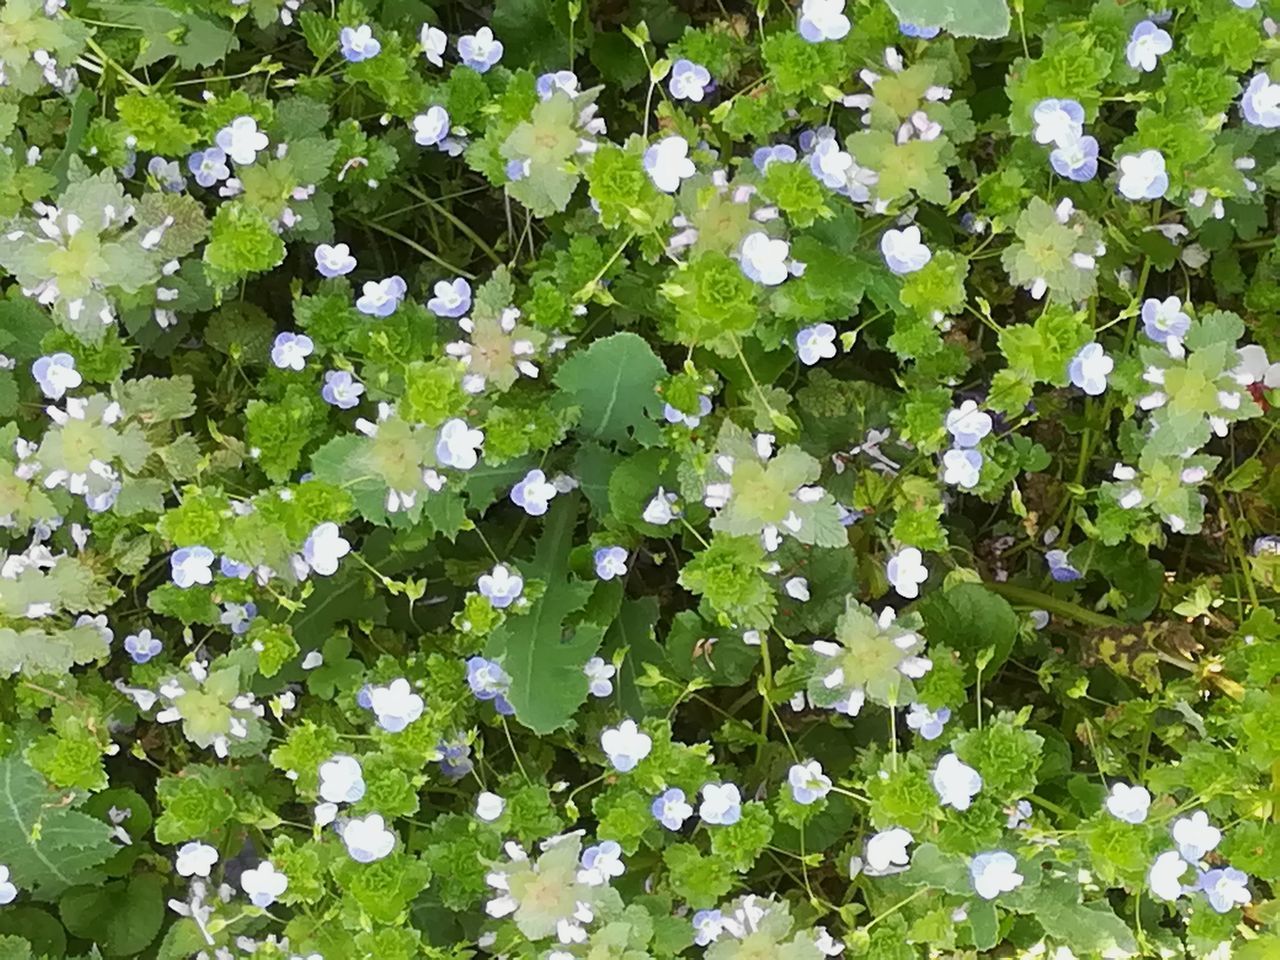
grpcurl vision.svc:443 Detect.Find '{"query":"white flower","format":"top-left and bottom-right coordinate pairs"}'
top-left (421, 24), bottom-right (447, 67)
top-left (788, 760), bottom-right (832, 804)
top-left (175, 841), bottom-right (219, 878)
top-left (1126, 21), bottom-right (1172, 73)
top-left (808, 138), bottom-right (854, 189)
top-left (31, 353), bottom-right (81, 399)
top-left (785, 576), bottom-right (810, 601)
top-left (171, 546), bottom-right (215, 588)
top-left (458, 27), bottom-right (503, 73)
top-left (933, 753), bottom-right (982, 810)
top-left (412, 106), bottom-right (450, 147)
top-left (318, 754), bottom-right (365, 804)
top-left (478, 564), bottom-right (523, 609)
top-left (1198, 867), bottom-right (1251, 913)
top-left (942, 448), bottom-right (982, 489)
top-left (368, 678), bottom-right (424, 732)
top-left (1068, 342), bottom-right (1113, 395)
top-left (1234, 344), bottom-right (1280, 388)
top-left (1242, 73), bottom-right (1280, 128)
top-left (241, 861), bottom-right (289, 907)
top-left (669, 59), bottom-right (712, 101)
top-left (652, 788), bottom-right (693, 830)
top-left (699, 782), bottom-right (742, 825)
top-left (886, 547), bottom-right (928, 599)
top-left (315, 242), bottom-right (357, 278)
top-left (1117, 150), bottom-right (1168, 201)
top-left (321, 370), bottom-right (364, 409)
top-left (594, 546), bottom-right (629, 580)
top-left (476, 791), bottom-right (506, 821)
top-left (436, 418), bottom-right (484, 469)
top-left (339, 24), bottom-right (381, 62)
top-left (303, 522), bottom-right (350, 576)
top-left (905, 703), bottom-right (950, 741)
top-left (880, 226), bottom-right (931, 275)
top-left (356, 275), bottom-right (407, 317)
top-left (642, 487), bottom-right (679, 525)
top-left (1105, 782), bottom-right (1151, 824)
top-left (341, 814), bottom-right (396, 863)
top-left (536, 70), bottom-right (579, 99)
top-left (579, 841), bottom-right (626, 885)
top-left (0, 865), bottom-right (16, 905)
top-left (270, 332), bottom-right (314, 371)
top-left (739, 232), bottom-right (791, 286)
top-left (643, 136), bottom-right (695, 193)
top-left (865, 828), bottom-right (913, 874)
top-left (969, 851), bottom-right (1023, 900)
top-left (427, 277), bottom-right (472, 318)
top-left (798, 0), bottom-right (850, 42)
top-left (511, 468), bottom-right (557, 516)
top-left (584, 657), bottom-right (616, 697)
top-left (945, 400), bottom-right (992, 447)
top-left (1173, 811), bottom-right (1221, 862)
top-left (664, 395), bottom-right (712, 428)
top-left (1141, 296), bottom-right (1191, 343)
top-left (601, 719), bottom-right (652, 772)
top-left (693, 910), bottom-right (725, 946)
top-left (1031, 98), bottom-right (1084, 147)
top-left (215, 116), bottom-right (269, 166)
top-left (796, 323), bottom-right (837, 365)
top-left (1149, 851), bottom-right (1189, 901)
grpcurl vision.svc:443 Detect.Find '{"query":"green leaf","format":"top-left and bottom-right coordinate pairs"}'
top-left (0, 624), bottom-right (108, 678)
top-left (1025, 879), bottom-right (1138, 954)
top-left (485, 495), bottom-right (607, 733)
top-left (60, 873), bottom-right (165, 957)
top-left (553, 332), bottom-right (666, 447)
top-left (886, 0), bottom-right (1010, 38)
top-left (0, 757), bottom-right (116, 897)
top-left (914, 584), bottom-right (1018, 681)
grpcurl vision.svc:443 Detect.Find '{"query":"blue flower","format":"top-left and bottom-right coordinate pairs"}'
top-left (187, 148), bottom-right (230, 188)
top-left (899, 22), bottom-right (941, 38)
top-left (1049, 135), bottom-right (1098, 182)
top-left (321, 370), bottom-right (364, 410)
top-left (340, 25), bottom-right (381, 63)
top-left (458, 27), bottom-right (503, 73)
top-left (1045, 549), bottom-right (1082, 582)
top-left (124, 629), bottom-right (162, 664)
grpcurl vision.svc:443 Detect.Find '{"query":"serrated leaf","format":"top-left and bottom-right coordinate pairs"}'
top-left (485, 495), bottom-right (606, 733)
top-left (553, 332), bottom-right (666, 447)
top-left (60, 873), bottom-right (165, 957)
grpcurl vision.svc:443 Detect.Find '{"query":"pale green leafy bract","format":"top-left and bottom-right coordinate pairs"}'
top-left (886, 0), bottom-right (1011, 38)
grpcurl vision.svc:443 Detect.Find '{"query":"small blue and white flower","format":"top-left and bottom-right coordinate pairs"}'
top-left (865, 828), bottom-right (913, 874)
top-left (241, 862), bottom-right (288, 908)
top-left (808, 138), bottom-right (854, 189)
top-left (427, 277), bottom-right (472, 318)
top-left (1068, 342), bottom-right (1113, 396)
top-left (319, 754), bottom-right (365, 804)
top-left (458, 27), bottom-right (503, 73)
top-left (933, 753), bottom-right (982, 810)
top-left (942, 448), bottom-right (982, 489)
top-left (652, 787), bottom-right (693, 830)
top-left (1049, 135), bottom-right (1098, 182)
top-left (475, 790), bottom-right (505, 821)
top-left (699, 782), bottom-right (742, 825)
top-left (220, 601), bottom-right (256, 635)
top-left (171, 546), bottom-right (215, 588)
top-left (32, 353), bottom-right (80, 400)
top-left (303, 522), bottom-right (350, 577)
top-left (356, 276), bottom-right (407, 317)
top-left (886, 547), bottom-right (928, 599)
top-left (421, 24), bottom-right (447, 67)
top-left (692, 910), bottom-right (725, 946)
top-left (315, 242), bottom-right (357, 278)
top-left (214, 116), bottom-right (268, 166)
top-left (124, 629), bottom-right (162, 664)
top-left (436, 419), bottom-right (484, 470)
top-left (1173, 811), bottom-right (1221, 862)
top-left (1031, 98), bottom-right (1084, 146)
top-left (788, 760), bottom-right (832, 805)
top-left (584, 656), bottom-right (616, 697)
top-left (1117, 150), bottom-right (1168, 201)
top-left (1242, 73), bottom-right (1280, 128)
top-left (1105, 782), bottom-right (1151, 824)
top-left (945, 400), bottom-right (992, 447)
top-left (147, 156), bottom-right (186, 192)
top-left (1126, 20), bottom-right (1172, 73)
top-left (466, 656), bottom-right (515, 715)
top-left (643, 487), bottom-right (680, 525)
top-left (510, 468), bottom-right (557, 516)
top-left (412, 106), bottom-right (450, 147)
top-left (1045, 549), bottom-right (1082, 582)
top-left (321, 370), bottom-right (364, 409)
top-left (796, 323), bottom-right (837, 366)
top-left (1149, 850), bottom-right (1189, 901)
top-left (187, 147), bottom-right (230, 188)
top-left (906, 703), bottom-right (950, 741)
top-left (536, 70), bottom-right (579, 99)
top-left (643, 136), bottom-right (696, 193)
top-left (579, 841), bottom-right (625, 885)
top-left (594, 546), bottom-right (629, 581)
top-left (669, 59), bottom-right (712, 102)
top-left (341, 814), bottom-right (395, 863)
top-left (970, 851), bottom-right (1023, 900)
top-left (739, 231), bottom-right (791, 286)
top-left (601, 719), bottom-right (652, 772)
top-left (798, 0), bottom-right (851, 42)
top-left (1197, 867), bottom-right (1251, 913)
top-left (270, 332), bottom-right (313, 371)
top-left (1141, 296), bottom-right (1191, 344)
top-left (176, 842), bottom-right (219, 879)
top-left (339, 25), bottom-right (381, 63)
top-left (899, 22), bottom-right (941, 38)
top-left (664, 395), bottom-right (712, 428)
top-left (477, 564), bottom-right (523, 609)
top-left (752, 144), bottom-right (797, 172)
top-left (221, 556), bottom-right (251, 580)
top-left (881, 226), bottom-right (931, 275)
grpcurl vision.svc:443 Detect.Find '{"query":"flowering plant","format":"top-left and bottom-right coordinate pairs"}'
top-left (0, 0), bottom-right (1278, 958)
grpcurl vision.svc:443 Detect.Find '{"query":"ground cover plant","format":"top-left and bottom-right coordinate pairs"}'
top-left (1, 0), bottom-right (1280, 956)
